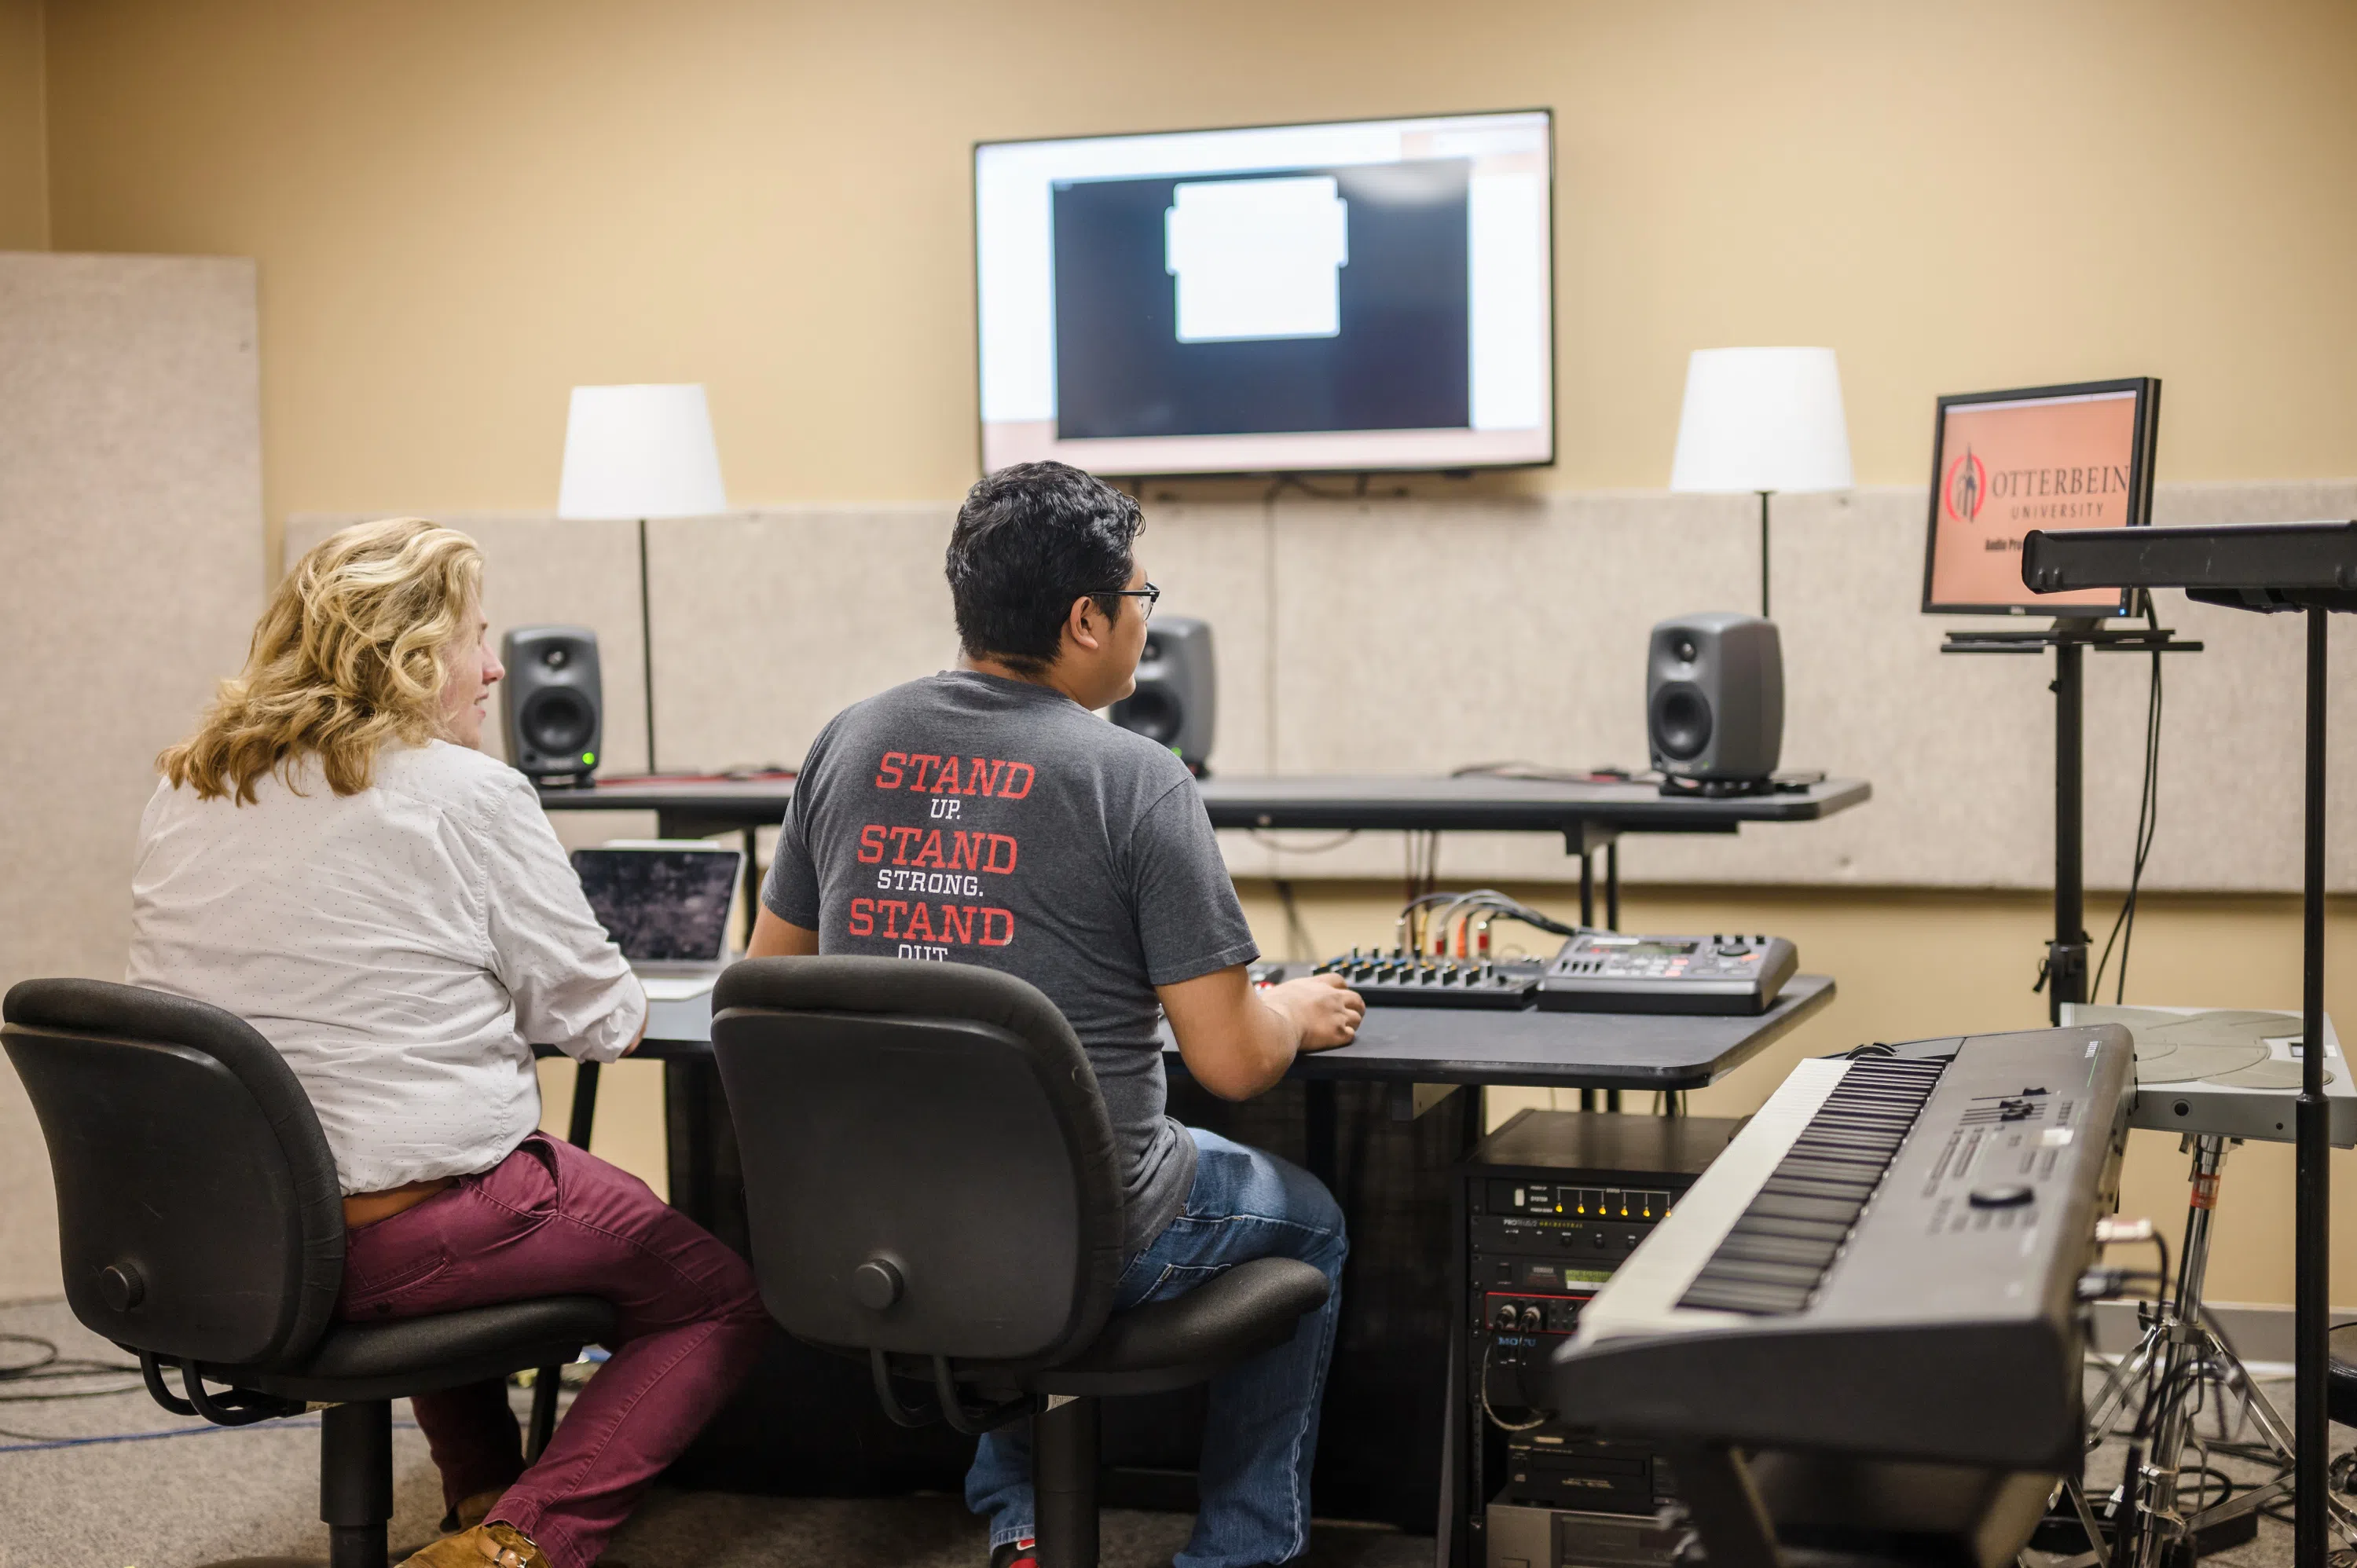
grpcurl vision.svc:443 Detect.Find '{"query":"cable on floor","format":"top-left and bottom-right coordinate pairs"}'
top-left (0, 1333), bottom-right (144, 1404)
top-left (0, 1416), bottom-right (424, 1453)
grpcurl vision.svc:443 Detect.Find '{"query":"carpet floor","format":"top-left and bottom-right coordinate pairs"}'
top-left (0, 1295), bottom-right (2329, 1568)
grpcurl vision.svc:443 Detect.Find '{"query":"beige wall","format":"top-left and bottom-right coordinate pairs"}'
top-left (7, 0), bottom-right (2357, 1312)
top-left (0, 0), bottom-right (44, 249)
top-left (36, 0), bottom-right (2357, 562)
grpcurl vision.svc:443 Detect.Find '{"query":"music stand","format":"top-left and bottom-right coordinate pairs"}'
top-left (2022, 519), bottom-right (2357, 1568)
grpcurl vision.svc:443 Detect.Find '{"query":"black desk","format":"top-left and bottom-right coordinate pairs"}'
top-left (574, 973), bottom-right (1831, 1221)
top-left (538, 771), bottom-right (1870, 926)
top-left (537, 772), bottom-right (1863, 1544)
top-left (544, 977), bottom-right (1833, 1551)
top-left (538, 772), bottom-right (1868, 836)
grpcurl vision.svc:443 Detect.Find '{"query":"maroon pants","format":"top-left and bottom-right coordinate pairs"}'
top-left (339, 1134), bottom-right (770, 1568)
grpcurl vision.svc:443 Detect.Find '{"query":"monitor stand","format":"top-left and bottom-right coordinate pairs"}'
top-left (1938, 614), bottom-right (2201, 1022)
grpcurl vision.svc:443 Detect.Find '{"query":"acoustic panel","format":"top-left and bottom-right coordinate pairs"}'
top-left (0, 252), bottom-right (263, 1298)
top-left (291, 479), bottom-right (2356, 896)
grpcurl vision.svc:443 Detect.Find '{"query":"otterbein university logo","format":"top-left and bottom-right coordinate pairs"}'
top-left (1944, 446), bottom-right (1987, 522)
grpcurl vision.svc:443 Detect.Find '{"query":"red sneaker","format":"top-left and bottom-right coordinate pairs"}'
top-left (990, 1537), bottom-right (1039, 1568)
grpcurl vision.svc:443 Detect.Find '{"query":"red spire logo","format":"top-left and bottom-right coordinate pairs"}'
top-left (1943, 446), bottom-right (1987, 522)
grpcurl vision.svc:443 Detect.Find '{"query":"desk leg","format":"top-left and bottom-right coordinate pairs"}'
top-left (528, 1058), bottom-right (604, 1460)
top-left (1305, 1080), bottom-right (1339, 1188)
top-left (1445, 1081), bottom-right (1486, 1568)
top-left (1599, 845), bottom-right (1621, 1111)
top-left (666, 1058), bottom-right (717, 1230)
top-left (1578, 851), bottom-right (1594, 927)
top-left (564, 1060), bottom-right (602, 1150)
top-left (740, 826), bottom-right (761, 945)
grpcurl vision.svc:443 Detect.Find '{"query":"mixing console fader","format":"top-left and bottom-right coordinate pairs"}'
top-left (1310, 949), bottom-right (1542, 1008)
top-left (1461, 1111), bottom-right (1743, 1568)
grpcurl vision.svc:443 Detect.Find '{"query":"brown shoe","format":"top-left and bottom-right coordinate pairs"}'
top-left (436, 1489), bottom-right (505, 1535)
top-left (394, 1522), bottom-right (551, 1568)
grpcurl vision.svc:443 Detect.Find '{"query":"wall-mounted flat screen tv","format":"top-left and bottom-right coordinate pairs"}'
top-left (975, 110), bottom-right (1555, 478)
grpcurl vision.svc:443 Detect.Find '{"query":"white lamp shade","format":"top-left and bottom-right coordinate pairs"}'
top-left (1668, 347), bottom-right (1853, 494)
top-left (556, 384), bottom-right (729, 520)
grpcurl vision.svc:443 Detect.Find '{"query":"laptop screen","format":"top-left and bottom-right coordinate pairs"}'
top-left (570, 846), bottom-right (740, 964)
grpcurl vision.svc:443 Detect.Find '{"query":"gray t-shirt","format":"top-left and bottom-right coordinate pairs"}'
top-left (763, 670), bottom-right (1259, 1252)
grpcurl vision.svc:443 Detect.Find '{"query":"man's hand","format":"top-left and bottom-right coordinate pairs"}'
top-left (1262, 973), bottom-right (1365, 1052)
top-left (1160, 965), bottom-right (1367, 1101)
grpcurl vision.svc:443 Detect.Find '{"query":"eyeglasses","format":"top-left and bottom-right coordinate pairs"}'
top-left (1102, 581), bottom-right (1160, 621)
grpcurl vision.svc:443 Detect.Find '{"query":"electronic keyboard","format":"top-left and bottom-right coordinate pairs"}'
top-left (1549, 1026), bottom-right (2135, 1472)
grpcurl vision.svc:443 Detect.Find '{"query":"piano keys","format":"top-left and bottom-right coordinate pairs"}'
top-left (1552, 1025), bottom-right (2135, 1472)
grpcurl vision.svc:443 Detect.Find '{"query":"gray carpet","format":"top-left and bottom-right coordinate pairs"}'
top-left (0, 1296), bottom-right (1424, 1568)
top-left (0, 1294), bottom-right (2321, 1568)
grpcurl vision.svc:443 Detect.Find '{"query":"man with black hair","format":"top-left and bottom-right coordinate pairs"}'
top-left (751, 460), bottom-right (1362, 1568)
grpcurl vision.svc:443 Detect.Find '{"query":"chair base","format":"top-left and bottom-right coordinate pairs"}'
top-left (1035, 1396), bottom-right (1101, 1568)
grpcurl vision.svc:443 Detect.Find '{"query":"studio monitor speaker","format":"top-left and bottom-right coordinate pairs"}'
top-left (1647, 613), bottom-right (1783, 787)
top-left (1111, 616), bottom-right (1215, 776)
top-left (500, 625), bottom-right (603, 784)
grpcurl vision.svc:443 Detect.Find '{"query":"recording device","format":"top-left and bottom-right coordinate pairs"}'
top-left (2064, 1003), bottom-right (2355, 1143)
top-left (1110, 616), bottom-right (1216, 775)
top-left (1464, 1111), bottom-right (1743, 1568)
top-left (1646, 614), bottom-right (1783, 791)
top-left (500, 625), bottom-right (603, 784)
top-left (1536, 932), bottom-right (1797, 1017)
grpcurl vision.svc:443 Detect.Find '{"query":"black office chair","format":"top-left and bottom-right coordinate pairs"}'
top-left (709, 957), bottom-right (1332, 1568)
top-left (2, 979), bottom-right (617, 1568)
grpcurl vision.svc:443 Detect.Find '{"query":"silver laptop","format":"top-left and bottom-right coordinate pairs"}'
top-left (571, 841), bottom-right (746, 1002)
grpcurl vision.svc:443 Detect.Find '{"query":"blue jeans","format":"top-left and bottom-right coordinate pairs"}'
top-left (966, 1127), bottom-right (1348, 1568)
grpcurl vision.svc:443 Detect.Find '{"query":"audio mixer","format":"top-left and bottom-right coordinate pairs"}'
top-left (1274, 931), bottom-right (1800, 1017)
top-left (1307, 950), bottom-right (1542, 1009)
top-left (1462, 1110), bottom-right (1743, 1568)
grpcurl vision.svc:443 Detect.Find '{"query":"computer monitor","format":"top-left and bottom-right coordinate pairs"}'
top-left (570, 842), bottom-right (742, 966)
top-left (1921, 377), bottom-right (2160, 617)
top-left (974, 109), bottom-right (1555, 477)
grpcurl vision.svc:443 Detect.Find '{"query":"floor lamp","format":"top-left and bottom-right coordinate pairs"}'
top-left (556, 383), bottom-right (729, 774)
top-left (1670, 347), bottom-right (1853, 619)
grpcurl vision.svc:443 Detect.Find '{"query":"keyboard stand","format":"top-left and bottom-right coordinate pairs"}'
top-left (2020, 519), bottom-right (2354, 1566)
top-left (1670, 1445), bottom-right (1780, 1568)
top-left (2080, 1134), bottom-right (2355, 1568)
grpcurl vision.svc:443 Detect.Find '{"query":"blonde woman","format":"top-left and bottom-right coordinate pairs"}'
top-left (129, 518), bottom-right (768, 1568)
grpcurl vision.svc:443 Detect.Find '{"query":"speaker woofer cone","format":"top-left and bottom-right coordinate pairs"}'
top-left (1119, 687), bottom-right (1181, 745)
top-left (1651, 682), bottom-right (1712, 762)
top-left (521, 687), bottom-right (596, 757)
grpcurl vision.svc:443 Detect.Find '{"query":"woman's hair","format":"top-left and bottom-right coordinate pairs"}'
top-left (159, 517), bottom-right (485, 803)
